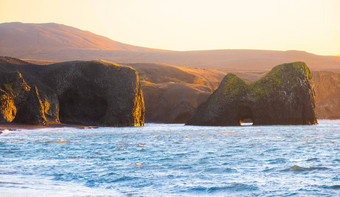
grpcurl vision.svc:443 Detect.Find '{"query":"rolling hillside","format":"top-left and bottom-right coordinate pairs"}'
top-left (122, 63), bottom-right (225, 123)
top-left (1, 22), bottom-right (340, 72)
top-left (0, 22), bottom-right (160, 56)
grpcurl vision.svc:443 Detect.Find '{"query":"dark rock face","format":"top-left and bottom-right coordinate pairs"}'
top-left (14, 86), bottom-right (47, 125)
top-left (186, 62), bottom-right (318, 126)
top-left (0, 57), bottom-right (145, 126)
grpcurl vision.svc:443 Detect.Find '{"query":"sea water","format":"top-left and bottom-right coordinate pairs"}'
top-left (0, 120), bottom-right (339, 197)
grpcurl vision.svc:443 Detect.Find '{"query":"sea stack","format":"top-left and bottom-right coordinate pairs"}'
top-left (186, 62), bottom-right (317, 126)
top-left (0, 57), bottom-right (145, 127)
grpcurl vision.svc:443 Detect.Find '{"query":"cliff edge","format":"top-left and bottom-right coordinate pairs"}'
top-left (0, 57), bottom-right (145, 127)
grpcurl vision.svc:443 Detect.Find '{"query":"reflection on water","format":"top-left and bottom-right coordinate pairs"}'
top-left (0, 120), bottom-right (339, 196)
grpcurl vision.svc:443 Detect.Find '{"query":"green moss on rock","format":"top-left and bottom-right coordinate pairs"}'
top-left (220, 74), bottom-right (248, 96)
top-left (186, 62), bottom-right (317, 126)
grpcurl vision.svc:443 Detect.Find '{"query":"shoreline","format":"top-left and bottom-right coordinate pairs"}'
top-left (0, 123), bottom-right (98, 130)
top-left (0, 119), bottom-right (338, 131)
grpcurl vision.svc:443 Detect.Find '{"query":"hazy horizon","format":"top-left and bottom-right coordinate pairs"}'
top-left (1, 0), bottom-right (339, 56)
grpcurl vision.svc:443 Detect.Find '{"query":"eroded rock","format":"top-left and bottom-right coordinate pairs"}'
top-left (14, 86), bottom-right (47, 125)
top-left (0, 57), bottom-right (145, 126)
top-left (0, 71), bottom-right (31, 123)
top-left (0, 90), bottom-right (16, 122)
top-left (186, 62), bottom-right (318, 126)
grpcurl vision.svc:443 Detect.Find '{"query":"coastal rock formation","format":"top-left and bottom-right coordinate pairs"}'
top-left (186, 62), bottom-right (317, 126)
top-left (2, 22), bottom-right (339, 122)
top-left (14, 86), bottom-right (47, 125)
top-left (0, 90), bottom-right (16, 122)
top-left (218, 70), bottom-right (340, 120)
top-left (16, 58), bottom-right (340, 123)
top-left (0, 71), bottom-right (30, 122)
top-left (0, 57), bottom-right (145, 126)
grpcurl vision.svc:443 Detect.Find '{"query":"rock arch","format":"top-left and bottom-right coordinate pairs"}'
top-left (237, 106), bottom-right (253, 125)
top-left (186, 62), bottom-right (317, 126)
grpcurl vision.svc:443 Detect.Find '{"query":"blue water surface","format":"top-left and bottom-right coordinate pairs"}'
top-left (0, 120), bottom-right (339, 196)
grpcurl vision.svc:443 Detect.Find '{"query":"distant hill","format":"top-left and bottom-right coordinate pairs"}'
top-left (0, 22), bottom-right (160, 55)
top-left (1, 22), bottom-right (340, 72)
top-left (122, 63), bottom-right (225, 123)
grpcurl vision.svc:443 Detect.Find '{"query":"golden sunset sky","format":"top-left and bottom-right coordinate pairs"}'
top-left (0, 0), bottom-right (339, 55)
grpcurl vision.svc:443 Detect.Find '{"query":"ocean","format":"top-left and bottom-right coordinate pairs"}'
top-left (0, 120), bottom-right (339, 196)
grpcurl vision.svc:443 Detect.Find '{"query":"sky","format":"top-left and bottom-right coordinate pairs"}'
top-left (0, 0), bottom-right (339, 56)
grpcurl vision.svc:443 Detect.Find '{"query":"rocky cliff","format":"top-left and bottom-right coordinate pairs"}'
top-left (186, 62), bottom-right (317, 126)
top-left (23, 59), bottom-right (340, 122)
top-left (0, 57), bottom-right (145, 126)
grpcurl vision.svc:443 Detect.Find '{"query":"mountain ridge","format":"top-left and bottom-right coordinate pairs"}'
top-left (1, 22), bottom-right (340, 72)
top-left (0, 22), bottom-right (163, 53)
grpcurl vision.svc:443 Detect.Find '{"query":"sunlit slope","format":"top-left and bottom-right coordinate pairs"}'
top-left (124, 63), bottom-right (225, 123)
top-left (1, 22), bottom-right (340, 72)
top-left (0, 22), bottom-right (160, 56)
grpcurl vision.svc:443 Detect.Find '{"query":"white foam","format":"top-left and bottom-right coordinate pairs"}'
top-left (0, 129), bottom-right (12, 136)
top-left (0, 174), bottom-right (123, 197)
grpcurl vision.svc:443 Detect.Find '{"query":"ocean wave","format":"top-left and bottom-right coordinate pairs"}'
top-left (267, 158), bottom-right (287, 164)
top-left (0, 129), bottom-right (15, 136)
top-left (306, 158), bottom-right (319, 162)
top-left (1, 122), bottom-right (340, 196)
top-left (110, 176), bottom-right (140, 183)
top-left (0, 174), bottom-right (123, 197)
top-left (204, 167), bottom-right (237, 173)
top-left (187, 183), bottom-right (259, 193)
top-left (319, 185), bottom-right (340, 190)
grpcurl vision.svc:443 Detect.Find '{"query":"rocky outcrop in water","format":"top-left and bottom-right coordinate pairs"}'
top-left (186, 62), bottom-right (318, 126)
top-left (0, 57), bottom-right (145, 126)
